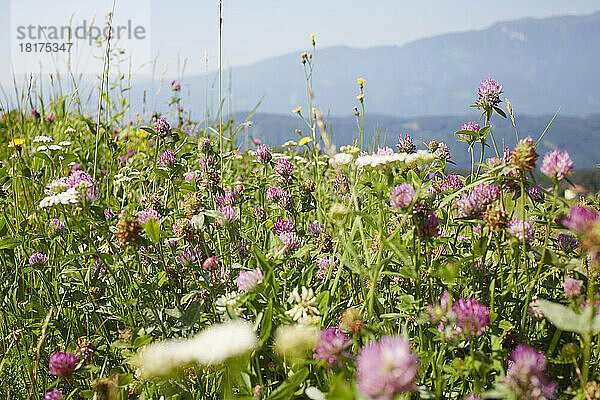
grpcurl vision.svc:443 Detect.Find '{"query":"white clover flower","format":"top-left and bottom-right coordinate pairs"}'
top-left (58, 141), bottom-right (72, 147)
top-left (215, 292), bottom-right (244, 316)
top-left (274, 324), bottom-right (319, 357)
top-left (33, 135), bottom-right (53, 143)
top-left (285, 286), bottom-right (320, 322)
top-left (134, 321), bottom-right (258, 379)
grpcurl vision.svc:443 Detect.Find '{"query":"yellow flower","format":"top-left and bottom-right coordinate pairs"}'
top-left (357, 78), bottom-right (366, 87)
top-left (8, 138), bottom-right (25, 148)
top-left (356, 94), bottom-right (365, 102)
top-left (293, 106), bottom-right (302, 114)
top-left (298, 137), bottom-right (312, 146)
top-left (136, 129), bottom-right (149, 139)
top-left (310, 34), bottom-right (315, 46)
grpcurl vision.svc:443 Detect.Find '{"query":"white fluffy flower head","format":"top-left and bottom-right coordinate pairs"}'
top-left (134, 320), bottom-right (258, 379)
top-left (274, 324), bottom-right (319, 358)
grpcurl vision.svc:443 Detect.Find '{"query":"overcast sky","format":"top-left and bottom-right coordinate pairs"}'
top-left (1, 0), bottom-right (600, 81)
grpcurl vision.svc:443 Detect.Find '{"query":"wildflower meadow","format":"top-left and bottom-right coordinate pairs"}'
top-left (1, 36), bottom-right (600, 400)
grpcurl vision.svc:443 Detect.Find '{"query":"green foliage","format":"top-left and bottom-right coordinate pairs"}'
top-left (0, 36), bottom-right (599, 400)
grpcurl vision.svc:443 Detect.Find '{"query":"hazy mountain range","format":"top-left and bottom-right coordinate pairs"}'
top-left (128, 10), bottom-right (600, 168)
top-left (154, 10), bottom-right (600, 117)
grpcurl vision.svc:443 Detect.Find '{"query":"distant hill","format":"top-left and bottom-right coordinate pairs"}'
top-left (153, 11), bottom-right (600, 117)
top-left (236, 111), bottom-right (600, 168)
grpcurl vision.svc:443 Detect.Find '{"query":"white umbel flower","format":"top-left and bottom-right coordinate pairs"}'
top-left (285, 286), bottom-right (320, 322)
top-left (355, 153), bottom-right (406, 169)
top-left (33, 135), bottom-right (53, 143)
top-left (134, 320), bottom-right (258, 379)
top-left (354, 149), bottom-right (435, 170)
top-left (330, 153), bottom-right (354, 168)
top-left (39, 188), bottom-right (79, 208)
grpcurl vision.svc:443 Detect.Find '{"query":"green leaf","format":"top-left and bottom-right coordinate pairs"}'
top-left (382, 239), bottom-right (416, 278)
top-left (142, 219), bottom-right (160, 244)
top-left (406, 169), bottom-right (422, 188)
top-left (156, 270), bottom-right (167, 288)
top-left (259, 302), bottom-right (273, 347)
top-left (454, 129), bottom-right (480, 138)
top-left (32, 152), bottom-right (54, 164)
top-left (153, 168), bottom-right (169, 179)
top-left (316, 291), bottom-right (329, 311)
top-left (478, 125), bottom-right (491, 139)
top-left (267, 367), bottom-right (309, 400)
top-left (132, 335), bottom-right (153, 348)
top-left (0, 237), bottom-right (21, 249)
top-left (165, 307), bottom-right (182, 318)
top-left (494, 106), bottom-right (507, 118)
top-left (535, 300), bottom-right (597, 334)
